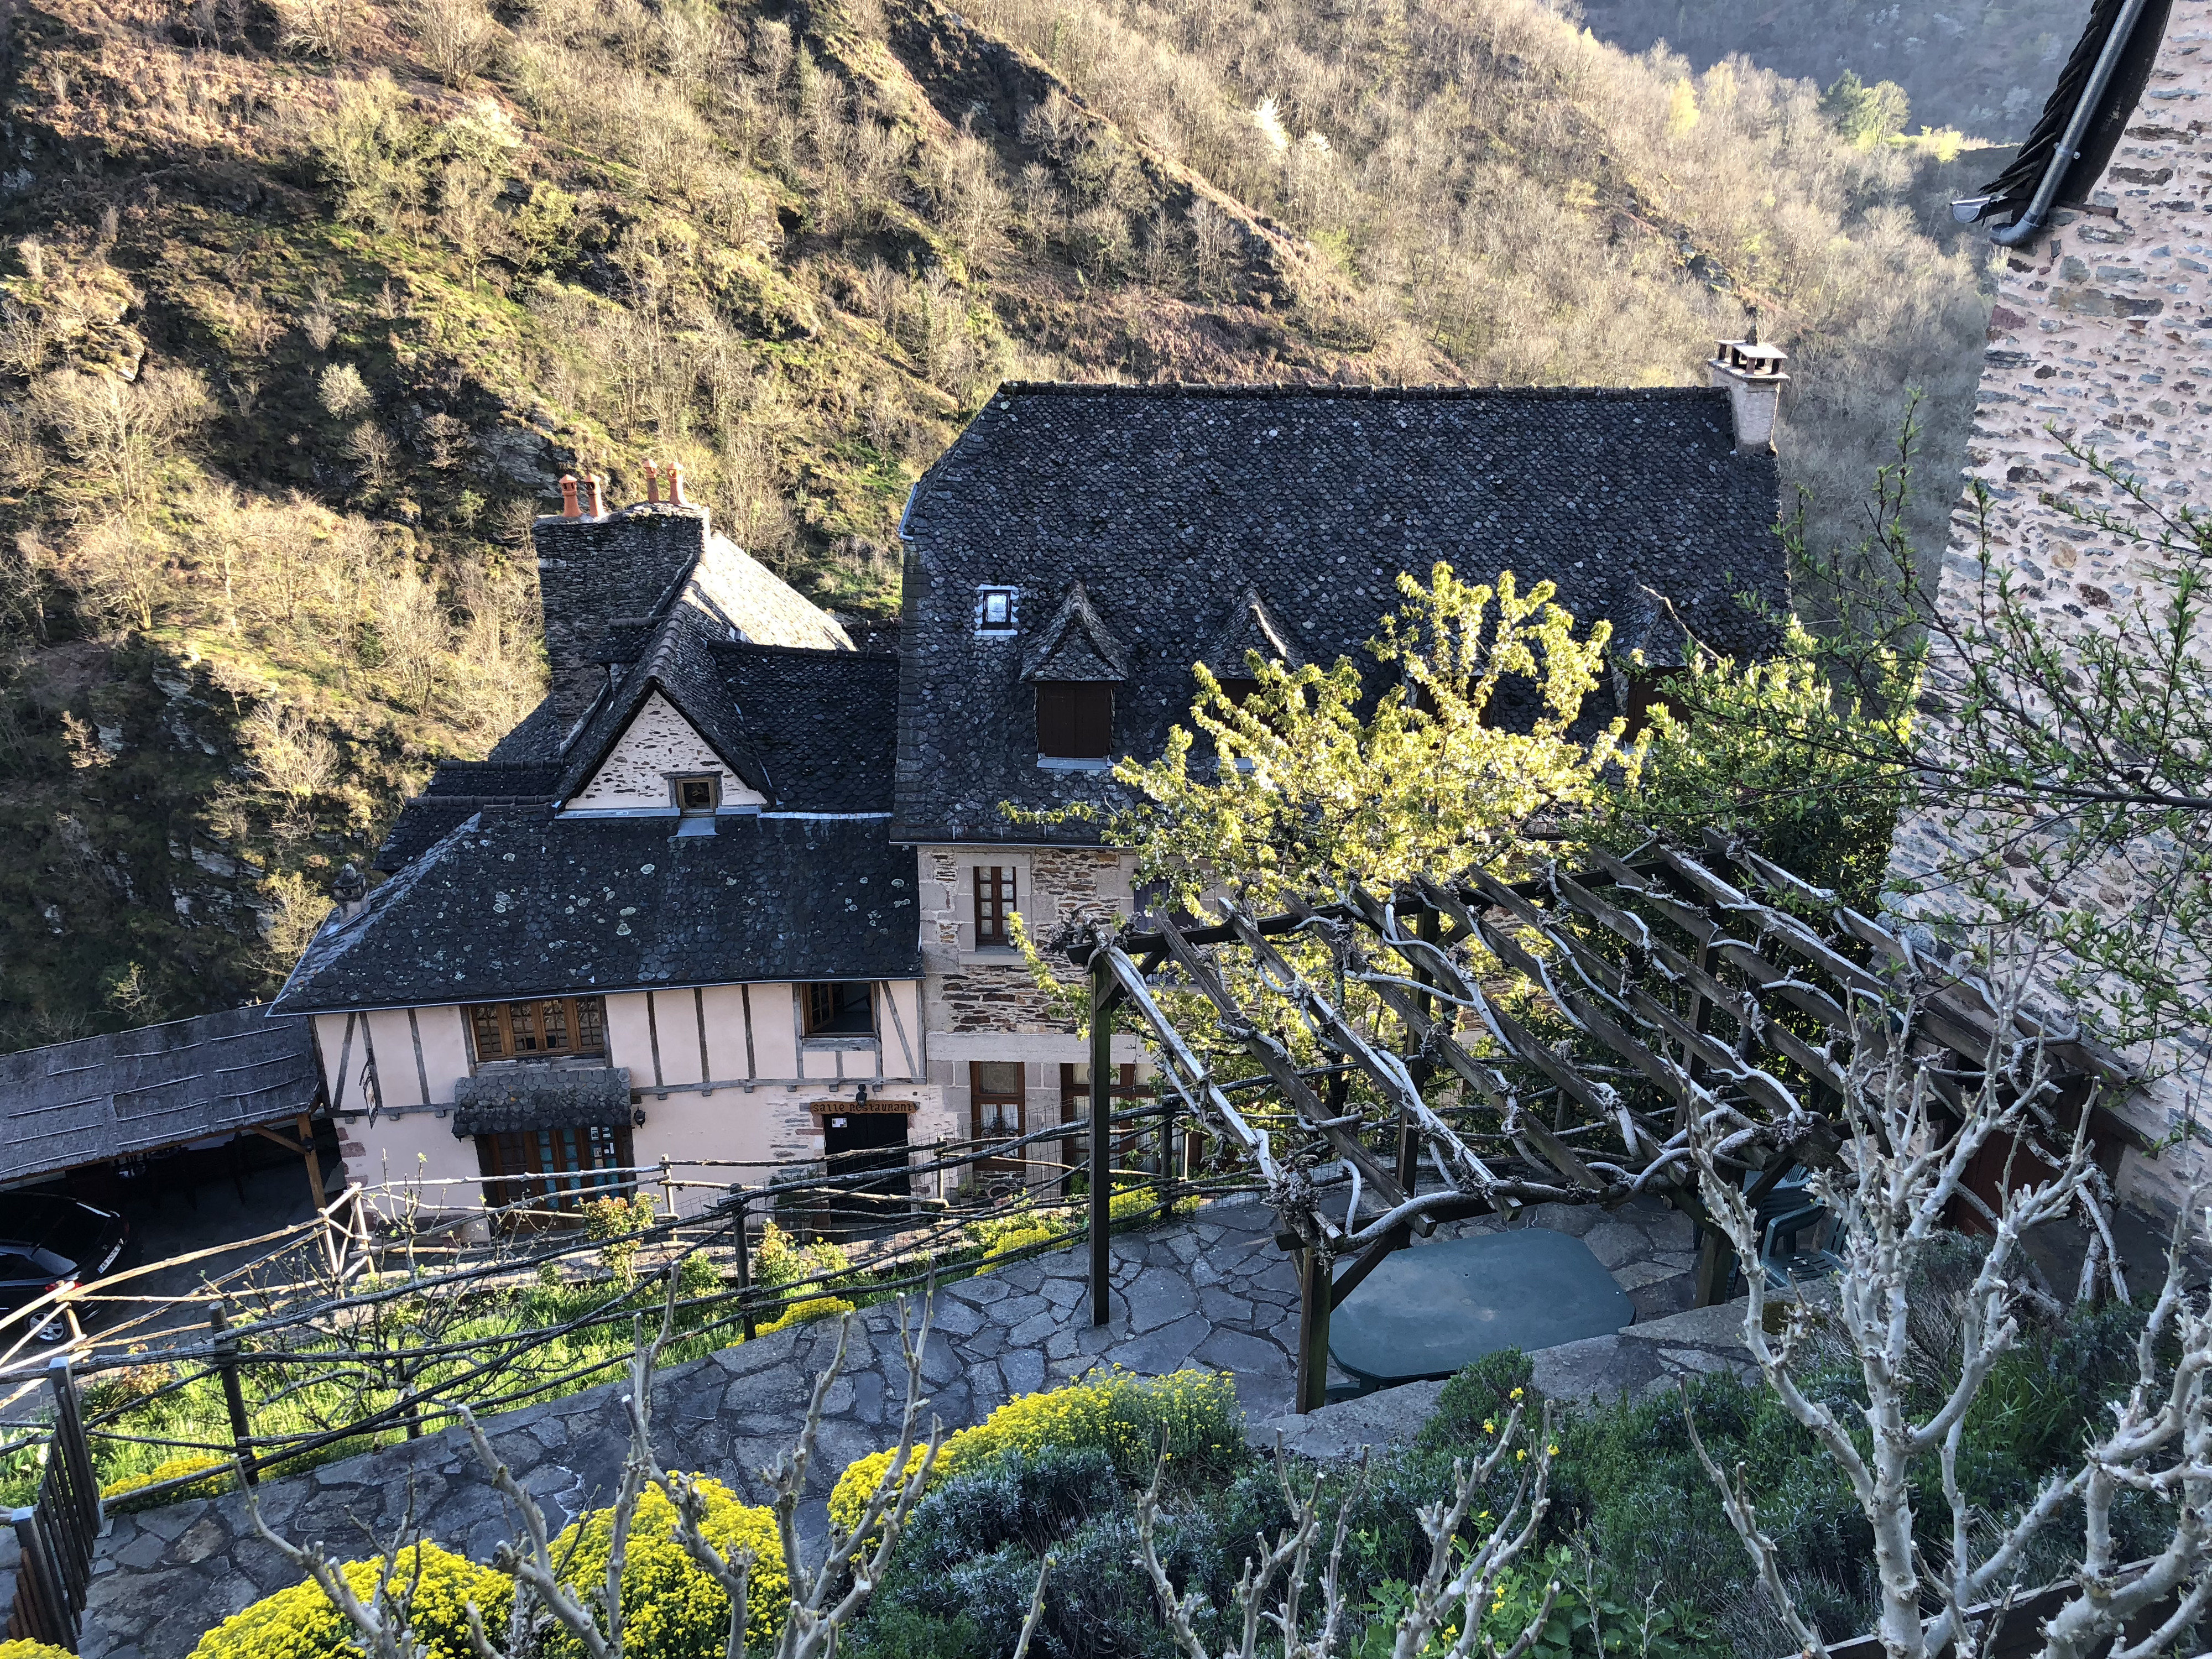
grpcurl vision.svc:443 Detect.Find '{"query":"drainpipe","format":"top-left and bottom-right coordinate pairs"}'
top-left (1991, 0), bottom-right (2153, 247)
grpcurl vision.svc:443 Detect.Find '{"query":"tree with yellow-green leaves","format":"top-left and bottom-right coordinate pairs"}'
top-left (1101, 562), bottom-right (1641, 909)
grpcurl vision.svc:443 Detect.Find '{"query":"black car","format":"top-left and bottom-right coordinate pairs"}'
top-left (0, 1193), bottom-right (128, 1341)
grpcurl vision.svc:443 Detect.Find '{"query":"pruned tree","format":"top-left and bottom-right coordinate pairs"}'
top-left (1134, 1402), bottom-right (1562, 1659)
top-left (247, 1286), bottom-right (1028, 1659)
top-left (1686, 982), bottom-right (2212, 1659)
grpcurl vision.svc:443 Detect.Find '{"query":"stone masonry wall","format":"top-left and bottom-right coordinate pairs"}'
top-left (920, 844), bottom-right (1134, 1035)
top-left (1887, 0), bottom-right (2212, 1219)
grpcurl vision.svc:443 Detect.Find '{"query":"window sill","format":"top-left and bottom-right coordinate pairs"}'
top-left (800, 1035), bottom-right (879, 1051)
top-left (958, 947), bottom-right (1028, 968)
top-left (1036, 756), bottom-right (1112, 772)
top-left (469, 1056), bottom-right (612, 1074)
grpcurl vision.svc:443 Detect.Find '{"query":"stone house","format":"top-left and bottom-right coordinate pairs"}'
top-left (274, 370), bottom-right (1790, 1219)
top-left (272, 484), bottom-right (945, 1218)
top-left (890, 378), bottom-right (1789, 1165)
top-left (1890, 0), bottom-right (2212, 1220)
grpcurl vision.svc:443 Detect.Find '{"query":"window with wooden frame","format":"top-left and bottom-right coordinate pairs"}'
top-left (671, 774), bottom-right (721, 813)
top-left (475, 1122), bottom-right (633, 1217)
top-left (973, 866), bottom-right (1017, 947)
top-left (804, 982), bottom-right (875, 1036)
top-left (971, 1061), bottom-right (1025, 1147)
top-left (1035, 682), bottom-right (1113, 759)
top-left (467, 998), bottom-right (608, 1063)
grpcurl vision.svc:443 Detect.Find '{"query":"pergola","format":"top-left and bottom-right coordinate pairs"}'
top-left (1067, 832), bottom-right (2136, 1411)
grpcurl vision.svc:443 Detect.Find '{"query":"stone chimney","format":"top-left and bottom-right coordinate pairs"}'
top-left (331, 862), bottom-right (367, 921)
top-left (1707, 328), bottom-right (1790, 455)
top-left (531, 495), bottom-right (716, 736)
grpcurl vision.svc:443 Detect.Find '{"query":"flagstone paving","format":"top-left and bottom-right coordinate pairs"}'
top-left (77, 1193), bottom-right (1731, 1659)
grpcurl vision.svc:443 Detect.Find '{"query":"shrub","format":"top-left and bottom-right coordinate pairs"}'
top-left (828, 1367), bottom-right (1241, 1533)
top-left (980, 1223), bottom-right (1064, 1270)
top-left (758, 1295), bottom-right (854, 1335)
top-left (754, 1220), bottom-right (851, 1291)
top-left (964, 1201), bottom-right (1062, 1251)
top-left (546, 1480), bottom-right (786, 1659)
top-left (190, 1542), bottom-right (509, 1659)
top-left (103, 1454), bottom-right (234, 1508)
top-left (1, 1642), bottom-right (77, 1659)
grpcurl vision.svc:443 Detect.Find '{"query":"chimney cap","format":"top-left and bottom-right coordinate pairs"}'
top-left (559, 475), bottom-right (581, 518)
top-left (332, 862), bottom-right (367, 905)
top-left (1712, 337), bottom-right (1789, 375)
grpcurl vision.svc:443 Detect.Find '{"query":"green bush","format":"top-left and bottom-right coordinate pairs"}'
top-left (1, 1641), bottom-right (78, 1659)
top-left (547, 1481), bottom-right (787, 1659)
top-left (190, 1542), bottom-right (510, 1659)
top-left (754, 1221), bottom-right (851, 1291)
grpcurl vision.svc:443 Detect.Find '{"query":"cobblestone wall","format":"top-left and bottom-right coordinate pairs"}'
top-left (1887, 0), bottom-right (2212, 1219)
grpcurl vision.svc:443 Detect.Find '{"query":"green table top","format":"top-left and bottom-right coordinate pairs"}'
top-left (1329, 1228), bottom-right (1634, 1387)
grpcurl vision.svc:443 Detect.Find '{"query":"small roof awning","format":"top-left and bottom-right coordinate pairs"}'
top-left (451, 1066), bottom-right (634, 1138)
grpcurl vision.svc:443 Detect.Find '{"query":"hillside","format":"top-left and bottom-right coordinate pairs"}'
top-left (0, 0), bottom-right (1994, 1045)
top-left (1576, 0), bottom-right (2094, 137)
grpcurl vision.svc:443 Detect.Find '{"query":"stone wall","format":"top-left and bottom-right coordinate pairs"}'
top-left (915, 842), bottom-right (1145, 1170)
top-left (567, 693), bottom-right (761, 808)
top-left (1887, 0), bottom-right (2212, 1219)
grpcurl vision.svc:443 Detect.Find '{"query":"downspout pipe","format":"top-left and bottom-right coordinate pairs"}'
top-left (1992, 0), bottom-right (2154, 246)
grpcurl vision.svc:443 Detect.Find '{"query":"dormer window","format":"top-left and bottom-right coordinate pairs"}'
top-left (976, 586), bottom-right (1019, 635)
top-left (1037, 682), bottom-right (1113, 759)
top-left (672, 774), bottom-right (721, 813)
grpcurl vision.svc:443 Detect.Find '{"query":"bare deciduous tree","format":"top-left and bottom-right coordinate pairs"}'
top-left (1688, 985), bottom-right (2212, 1659)
top-left (249, 1289), bottom-right (989, 1659)
top-left (1136, 1401), bottom-right (1561, 1659)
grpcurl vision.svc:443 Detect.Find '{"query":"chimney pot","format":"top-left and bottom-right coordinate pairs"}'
top-left (665, 461), bottom-right (688, 507)
top-left (559, 474), bottom-right (581, 518)
top-left (331, 862), bottom-right (367, 921)
top-left (644, 458), bottom-right (661, 505)
top-left (1706, 336), bottom-right (1790, 456)
top-left (584, 474), bottom-right (606, 517)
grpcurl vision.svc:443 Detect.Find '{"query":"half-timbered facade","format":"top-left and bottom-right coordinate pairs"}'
top-left (273, 490), bottom-right (948, 1217)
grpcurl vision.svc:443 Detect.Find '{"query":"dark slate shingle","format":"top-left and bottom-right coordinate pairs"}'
top-left (278, 810), bottom-right (921, 1014)
top-left (894, 382), bottom-right (1785, 844)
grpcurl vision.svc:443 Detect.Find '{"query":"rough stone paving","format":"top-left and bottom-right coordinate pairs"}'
top-left (79, 1196), bottom-right (1749, 1659)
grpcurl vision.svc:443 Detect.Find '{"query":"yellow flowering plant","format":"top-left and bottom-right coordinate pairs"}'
top-left (543, 1480), bottom-right (787, 1659)
top-left (190, 1541), bottom-right (509, 1659)
top-left (827, 1366), bottom-right (1241, 1532)
top-left (757, 1295), bottom-right (854, 1334)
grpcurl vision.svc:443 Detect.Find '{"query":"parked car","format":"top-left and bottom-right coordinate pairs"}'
top-left (0, 1194), bottom-right (128, 1341)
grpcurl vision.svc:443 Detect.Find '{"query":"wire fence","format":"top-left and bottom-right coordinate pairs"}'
top-left (0, 1097), bottom-right (1260, 1524)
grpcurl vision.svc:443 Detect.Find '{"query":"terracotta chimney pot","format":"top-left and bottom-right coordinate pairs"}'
top-left (584, 474), bottom-right (606, 517)
top-left (559, 474), bottom-right (581, 518)
top-left (644, 457), bottom-right (661, 504)
top-left (665, 461), bottom-right (688, 507)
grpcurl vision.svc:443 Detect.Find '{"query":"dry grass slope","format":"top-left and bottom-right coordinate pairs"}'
top-left (0, 0), bottom-right (1990, 1041)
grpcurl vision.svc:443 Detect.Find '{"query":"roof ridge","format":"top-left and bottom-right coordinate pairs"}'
top-left (709, 638), bottom-right (899, 662)
top-left (988, 380), bottom-right (1725, 401)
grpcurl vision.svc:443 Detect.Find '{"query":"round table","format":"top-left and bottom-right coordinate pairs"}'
top-left (1328, 1228), bottom-right (1634, 1390)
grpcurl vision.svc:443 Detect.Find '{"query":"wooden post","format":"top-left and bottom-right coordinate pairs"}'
top-left (729, 1192), bottom-right (757, 1340)
top-left (210, 1306), bottom-right (257, 1485)
top-left (297, 1112), bottom-right (325, 1211)
top-left (1155, 1098), bottom-right (1176, 1194)
top-left (1089, 952), bottom-right (1115, 1327)
top-left (1294, 1246), bottom-right (1332, 1413)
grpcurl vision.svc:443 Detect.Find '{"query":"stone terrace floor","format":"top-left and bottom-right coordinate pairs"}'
top-left (81, 1193), bottom-right (1727, 1659)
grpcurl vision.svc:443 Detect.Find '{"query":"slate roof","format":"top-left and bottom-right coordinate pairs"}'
top-left (713, 643), bottom-right (900, 815)
top-left (555, 605), bottom-right (770, 801)
top-left (278, 810), bottom-right (921, 1014)
top-left (0, 1008), bottom-right (322, 1186)
top-left (1976, 0), bottom-right (2172, 223)
top-left (376, 637), bottom-right (898, 873)
top-left (452, 1066), bottom-right (634, 1136)
top-left (894, 382), bottom-right (1784, 844)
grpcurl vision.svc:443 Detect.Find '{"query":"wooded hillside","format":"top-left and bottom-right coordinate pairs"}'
top-left (0, 0), bottom-right (1996, 1043)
